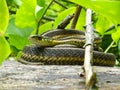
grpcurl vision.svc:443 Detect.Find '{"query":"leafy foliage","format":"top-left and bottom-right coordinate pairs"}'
top-left (0, 0), bottom-right (120, 65)
top-left (70, 0), bottom-right (120, 43)
top-left (0, 0), bottom-right (11, 64)
top-left (15, 0), bottom-right (37, 29)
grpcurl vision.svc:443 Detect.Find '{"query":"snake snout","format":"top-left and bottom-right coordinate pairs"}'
top-left (29, 35), bottom-right (42, 41)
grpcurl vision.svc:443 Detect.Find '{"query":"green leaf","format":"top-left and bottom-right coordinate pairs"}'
top-left (53, 7), bottom-right (76, 28)
top-left (76, 9), bottom-right (86, 30)
top-left (0, 0), bottom-right (10, 64)
top-left (15, 0), bottom-right (37, 29)
top-left (112, 27), bottom-right (120, 43)
top-left (6, 18), bottom-right (33, 37)
top-left (38, 21), bottom-right (53, 34)
top-left (0, 0), bottom-right (9, 34)
top-left (95, 15), bottom-right (113, 35)
top-left (8, 34), bottom-right (30, 50)
top-left (0, 35), bottom-right (11, 64)
top-left (70, 0), bottom-right (120, 25)
top-left (6, 18), bottom-right (33, 50)
top-left (36, 0), bottom-right (46, 20)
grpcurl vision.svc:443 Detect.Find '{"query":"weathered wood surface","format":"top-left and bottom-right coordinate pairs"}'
top-left (0, 60), bottom-right (120, 90)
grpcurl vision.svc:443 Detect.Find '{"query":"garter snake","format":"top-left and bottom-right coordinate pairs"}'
top-left (18, 29), bottom-right (115, 66)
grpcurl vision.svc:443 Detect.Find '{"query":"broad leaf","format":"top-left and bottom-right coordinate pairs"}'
top-left (6, 18), bottom-right (33, 50)
top-left (8, 34), bottom-right (30, 50)
top-left (15, 0), bottom-right (37, 29)
top-left (95, 15), bottom-right (113, 35)
top-left (6, 18), bottom-right (33, 37)
top-left (39, 21), bottom-right (54, 34)
top-left (112, 27), bottom-right (120, 43)
top-left (0, 35), bottom-right (11, 64)
top-left (0, 0), bottom-right (9, 34)
top-left (70, 0), bottom-right (120, 42)
top-left (76, 9), bottom-right (86, 30)
top-left (70, 0), bottom-right (120, 25)
top-left (0, 0), bottom-right (10, 64)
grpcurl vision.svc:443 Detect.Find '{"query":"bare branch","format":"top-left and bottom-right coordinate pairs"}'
top-left (84, 9), bottom-right (97, 89)
top-left (57, 14), bottom-right (74, 29)
top-left (36, 0), bottom-right (54, 34)
top-left (71, 5), bottom-right (82, 29)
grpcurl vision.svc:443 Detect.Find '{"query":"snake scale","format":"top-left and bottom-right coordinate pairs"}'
top-left (18, 29), bottom-right (115, 66)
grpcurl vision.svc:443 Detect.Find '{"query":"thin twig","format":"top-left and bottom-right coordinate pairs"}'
top-left (54, 0), bottom-right (68, 9)
top-left (57, 14), bottom-right (74, 29)
top-left (105, 24), bottom-right (120, 32)
top-left (71, 5), bottom-right (82, 29)
top-left (43, 16), bottom-right (55, 21)
top-left (36, 0), bottom-right (54, 34)
top-left (84, 9), bottom-right (97, 90)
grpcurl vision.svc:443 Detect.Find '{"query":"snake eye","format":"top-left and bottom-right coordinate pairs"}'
top-left (29, 35), bottom-right (42, 40)
top-left (37, 36), bottom-right (42, 40)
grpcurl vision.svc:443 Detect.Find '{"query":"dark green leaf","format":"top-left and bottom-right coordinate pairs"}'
top-left (6, 18), bottom-right (33, 37)
top-left (8, 34), bottom-right (30, 50)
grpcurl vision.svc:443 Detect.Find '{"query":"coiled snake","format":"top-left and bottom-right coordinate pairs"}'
top-left (18, 29), bottom-right (115, 66)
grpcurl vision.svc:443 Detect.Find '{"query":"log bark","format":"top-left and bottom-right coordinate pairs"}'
top-left (0, 60), bottom-right (120, 90)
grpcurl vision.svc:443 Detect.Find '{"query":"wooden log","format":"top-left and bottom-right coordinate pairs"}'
top-left (0, 60), bottom-right (120, 90)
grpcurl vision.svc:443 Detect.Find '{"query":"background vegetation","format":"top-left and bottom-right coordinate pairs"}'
top-left (0, 0), bottom-right (120, 66)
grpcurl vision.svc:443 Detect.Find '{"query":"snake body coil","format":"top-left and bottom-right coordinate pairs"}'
top-left (19, 29), bottom-right (116, 66)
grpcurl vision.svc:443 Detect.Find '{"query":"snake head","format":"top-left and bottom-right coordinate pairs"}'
top-left (29, 35), bottom-right (44, 46)
top-left (29, 35), bottom-right (53, 47)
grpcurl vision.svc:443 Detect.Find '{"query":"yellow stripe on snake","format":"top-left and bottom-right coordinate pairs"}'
top-left (18, 29), bottom-right (115, 66)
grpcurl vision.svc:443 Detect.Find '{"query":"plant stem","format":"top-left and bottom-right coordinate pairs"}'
top-left (36, 0), bottom-right (54, 34)
top-left (70, 5), bottom-right (82, 29)
top-left (104, 41), bottom-right (115, 53)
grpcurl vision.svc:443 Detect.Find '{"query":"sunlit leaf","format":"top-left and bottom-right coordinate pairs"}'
top-left (95, 15), bottom-right (113, 35)
top-left (112, 27), bottom-right (120, 43)
top-left (38, 21), bottom-right (53, 34)
top-left (0, 0), bottom-right (9, 34)
top-left (15, 0), bottom-right (37, 28)
top-left (76, 9), bottom-right (86, 30)
top-left (54, 7), bottom-right (76, 28)
top-left (0, 35), bottom-right (11, 64)
top-left (70, 0), bottom-right (120, 25)
top-left (0, 0), bottom-right (10, 64)
top-left (6, 18), bottom-right (33, 37)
